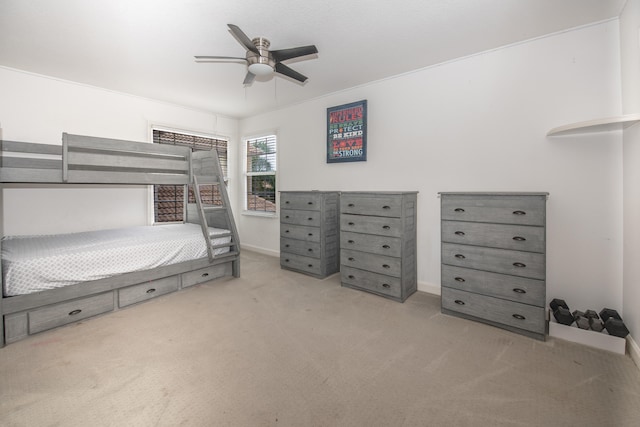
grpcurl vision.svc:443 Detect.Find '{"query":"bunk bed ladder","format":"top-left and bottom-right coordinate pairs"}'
top-left (192, 152), bottom-right (240, 277)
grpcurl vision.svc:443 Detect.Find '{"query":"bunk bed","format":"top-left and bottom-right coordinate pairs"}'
top-left (0, 133), bottom-right (240, 346)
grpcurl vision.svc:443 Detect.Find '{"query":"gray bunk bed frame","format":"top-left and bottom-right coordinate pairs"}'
top-left (0, 133), bottom-right (240, 347)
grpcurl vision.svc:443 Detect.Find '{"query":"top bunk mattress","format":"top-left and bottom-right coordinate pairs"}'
top-left (1, 223), bottom-right (231, 297)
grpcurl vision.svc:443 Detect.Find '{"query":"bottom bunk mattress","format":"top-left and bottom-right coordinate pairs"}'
top-left (1, 223), bottom-right (231, 297)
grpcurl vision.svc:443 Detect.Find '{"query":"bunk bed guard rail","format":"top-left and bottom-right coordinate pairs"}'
top-left (1, 133), bottom-right (193, 184)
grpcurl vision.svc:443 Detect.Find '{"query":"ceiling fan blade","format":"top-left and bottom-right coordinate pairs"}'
top-left (227, 24), bottom-right (259, 54)
top-left (243, 71), bottom-right (256, 86)
top-left (275, 63), bottom-right (308, 83)
top-left (194, 56), bottom-right (248, 63)
top-left (271, 45), bottom-right (318, 62)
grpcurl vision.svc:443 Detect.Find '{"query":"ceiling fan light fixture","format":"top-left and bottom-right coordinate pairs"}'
top-left (248, 62), bottom-right (273, 76)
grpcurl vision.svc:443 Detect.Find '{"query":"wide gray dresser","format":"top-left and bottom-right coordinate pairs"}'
top-left (439, 192), bottom-right (548, 340)
top-left (340, 191), bottom-right (418, 302)
top-left (280, 191), bottom-right (340, 278)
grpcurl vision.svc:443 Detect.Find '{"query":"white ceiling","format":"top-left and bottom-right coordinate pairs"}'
top-left (0, 0), bottom-right (628, 119)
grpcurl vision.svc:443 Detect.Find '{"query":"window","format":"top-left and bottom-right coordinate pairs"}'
top-left (245, 134), bottom-right (277, 213)
top-left (153, 129), bottom-right (228, 223)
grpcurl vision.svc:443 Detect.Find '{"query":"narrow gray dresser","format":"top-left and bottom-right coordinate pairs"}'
top-left (439, 192), bottom-right (548, 340)
top-left (340, 191), bottom-right (418, 302)
top-left (280, 191), bottom-right (340, 278)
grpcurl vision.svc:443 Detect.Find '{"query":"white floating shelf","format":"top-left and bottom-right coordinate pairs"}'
top-left (547, 113), bottom-right (640, 136)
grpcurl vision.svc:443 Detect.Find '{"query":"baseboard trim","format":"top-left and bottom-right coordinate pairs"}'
top-left (418, 281), bottom-right (441, 296)
top-left (242, 244), bottom-right (279, 258)
top-left (628, 335), bottom-right (640, 371)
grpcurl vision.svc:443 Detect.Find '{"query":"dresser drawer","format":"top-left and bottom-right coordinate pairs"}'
top-left (281, 209), bottom-right (321, 227)
top-left (442, 220), bottom-right (545, 253)
top-left (341, 231), bottom-right (402, 257)
top-left (341, 214), bottom-right (402, 237)
top-left (29, 292), bottom-right (114, 335)
top-left (281, 193), bottom-right (321, 211)
top-left (341, 249), bottom-right (401, 278)
top-left (442, 287), bottom-right (545, 334)
top-left (341, 266), bottom-right (402, 299)
top-left (442, 243), bottom-right (545, 280)
top-left (441, 194), bottom-right (546, 226)
top-left (281, 252), bottom-right (323, 276)
top-left (280, 224), bottom-right (321, 242)
top-left (442, 265), bottom-right (545, 306)
top-left (281, 237), bottom-right (321, 258)
top-left (182, 263), bottom-right (232, 288)
top-left (341, 194), bottom-right (403, 217)
top-left (119, 276), bottom-right (179, 307)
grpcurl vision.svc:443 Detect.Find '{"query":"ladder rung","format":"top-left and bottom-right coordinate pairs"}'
top-left (210, 232), bottom-right (232, 239)
top-left (203, 206), bottom-right (225, 211)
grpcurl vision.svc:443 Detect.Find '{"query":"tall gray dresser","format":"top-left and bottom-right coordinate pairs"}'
top-left (439, 192), bottom-right (548, 340)
top-left (340, 191), bottom-right (418, 302)
top-left (280, 191), bottom-right (340, 278)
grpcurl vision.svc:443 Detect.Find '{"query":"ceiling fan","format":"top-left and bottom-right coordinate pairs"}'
top-left (195, 24), bottom-right (318, 86)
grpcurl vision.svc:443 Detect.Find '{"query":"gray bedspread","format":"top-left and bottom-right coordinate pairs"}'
top-left (1, 223), bottom-right (230, 296)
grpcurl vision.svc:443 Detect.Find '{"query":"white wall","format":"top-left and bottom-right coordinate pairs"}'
top-left (240, 21), bottom-right (625, 310)
top-left (0, 67), bottom-right (239, 235)
top-left (621, 0), bottom-right (640, 352)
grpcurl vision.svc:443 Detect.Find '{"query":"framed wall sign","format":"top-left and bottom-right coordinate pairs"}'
top-left (326, 99), bottom-right (367, 163)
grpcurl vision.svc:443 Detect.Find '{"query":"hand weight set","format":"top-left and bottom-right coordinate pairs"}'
top-left (549, 299), bottom-right (629, 338)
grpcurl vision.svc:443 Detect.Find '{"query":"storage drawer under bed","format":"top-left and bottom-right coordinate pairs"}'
top-left (118, 275), bottom-right (179, 307)
top-left (182, 263), bottom-right (233, 288)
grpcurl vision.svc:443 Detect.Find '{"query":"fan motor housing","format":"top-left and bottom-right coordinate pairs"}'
top-left (247, 37), bottom-right (275, 68)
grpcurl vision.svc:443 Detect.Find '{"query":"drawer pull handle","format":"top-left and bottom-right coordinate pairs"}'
top-left (454, 208), bottom-right (465, 213)
top-left (348, 203), bottom-right (355, 207)
top-left (68, 309), bottom-right (82, 316)
top-left (455, 254), bottom-right (466, 259)
top-left (382, 205), bottom-right (391, 210)
top-left (348, 275), bottom-right (355, 279)
top-left (307, 202), bottom-right (313, 205)
top-left (513, 262), bottom-right (526, 268)
top-left (454, 277), bottom-right (465, 282)
top-left (348, 240), bottom-right (355, 244)
top-left (513, 236), bottom-right (526, 241)
top-left (285, 215), bottom-right (290, 218)
top-left (382, 245), bottom-right (390, 249)
top-left (308, 233), bottom-right (313, 236)
top-left (285, 201), bottom-right (290, 204)
top-left (285, 230), bottom-right (290, 233)
top-left (308, 264), bottom-right (313, 267)
top-left (285, 244), bottom-right (290, 248)
top-left (348, 222), bottom-right (355, 226)
top-left (454, 231), bottom-right (465, 236)
top-left (348, 257), bottom-right (355, 261)
top-left (512, 314), bottom-right (526, 320)
top-left (382, 283), bottom-right (391, 288)
top-left (382, 264), bottom-right (391, 269)
top-left (308, 248), bottom-right (313, 252)
top-left (308, 218), bottom-right (313, 221)
top-left (146, 288), bottom-right (156, 294)
top-left (383, 225), bottom-right (391, 230)
top-left (513, 210), bottom-right (526, 215)
top-left (285, 259), bottom-right (290, 262)
top-left (513, 288), bottom-right (526, 294)
top-left (454, 300), bottom-right (465, 305)
top-left (202, 273), bottom-right (209, 278)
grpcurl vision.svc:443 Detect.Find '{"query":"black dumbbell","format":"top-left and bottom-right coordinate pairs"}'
top-left (598, 308), bottom-right (629, 337)
top-left (550, 299), bottom-right (574, 325)
top-left (599, 308), bottom-right (622, 323)
top-left (605, 318), bottom-right (629, 337)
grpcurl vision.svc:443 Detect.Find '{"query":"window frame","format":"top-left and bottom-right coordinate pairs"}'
top-left (150, 126), bottom-right (229, 224)
top-left (243, 132), bottom-right (278, 217)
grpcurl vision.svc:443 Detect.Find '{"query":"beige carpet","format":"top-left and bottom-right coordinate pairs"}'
top-left (1, 250), bottom-right (639, 426)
